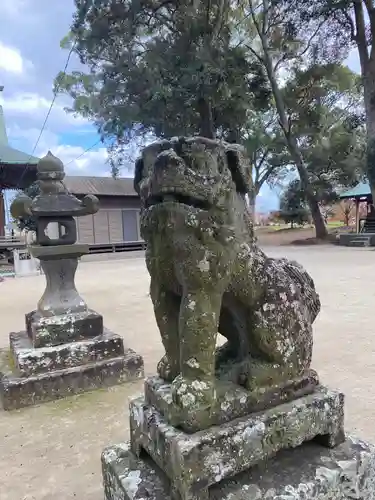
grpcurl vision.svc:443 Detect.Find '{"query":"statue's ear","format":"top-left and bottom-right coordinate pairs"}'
top-left (134, 157), bottom-right (144, 195)
top-left (225, 145), bottom-right (252, 195)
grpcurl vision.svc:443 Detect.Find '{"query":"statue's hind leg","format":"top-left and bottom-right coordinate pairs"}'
top-left (246, 264), bottom-right (313, 391)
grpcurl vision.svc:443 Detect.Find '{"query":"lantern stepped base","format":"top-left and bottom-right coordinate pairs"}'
top-left (0, 330), bottom-right (144, 410)
top-left (102, 437), bottom-right (375, 500)
top-left (26, 308), bottom-right (104, 348)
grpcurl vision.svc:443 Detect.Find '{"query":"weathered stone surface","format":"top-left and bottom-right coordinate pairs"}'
top-left (145, 370), bottom-right (319, 433)
top-left (10, 151), bottom-right (99, 246)
top-left (10, 328), bottom-right (125, 376)
top-left (4, 152), bottom-right (144, 412)
top-left (0, 345), bottom-right (144, 410)
top-left (134, 137), bottom-right (321, 423)
top-left (26, 309), bottom-right (104, 348)
top-left (129, 387), bottom-right (345, 500)
top-left (102, 436), bottom-right (375, 500)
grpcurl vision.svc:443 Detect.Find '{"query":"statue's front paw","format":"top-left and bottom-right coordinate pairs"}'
top-left (157, 355), bottom-right (179, 382)
top-left (172, 375), bottom-right (215, 410)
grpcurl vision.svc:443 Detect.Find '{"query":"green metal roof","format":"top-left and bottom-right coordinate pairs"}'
top-left (0, 104), bottom-right (39, 189)
top-left (0, 106), bottom-right (39, 165)
top-left (339, 182), bottom-right (371, 200)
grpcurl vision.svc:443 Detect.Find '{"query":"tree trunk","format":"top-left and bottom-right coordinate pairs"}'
top-left (353, 0), bottom-right (375, 204)
top-left (344, 211), bottom-right (350, 226)
top-left (363, 57), bottom-right (375, 204)
top-left (288, 141), bottom-right (327, 238)
top-left (248, 188), bottom-right (257, 217)
top-left (254, 3), bottom-right (327, 239)
top-left (197, 97), bottom-right (214, 138)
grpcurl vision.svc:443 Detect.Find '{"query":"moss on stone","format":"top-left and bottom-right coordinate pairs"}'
top-left (136, 137), bottom-right (321, 424)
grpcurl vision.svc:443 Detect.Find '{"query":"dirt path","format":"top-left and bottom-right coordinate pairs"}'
top-left (1, 246), bottom-right (375, 499)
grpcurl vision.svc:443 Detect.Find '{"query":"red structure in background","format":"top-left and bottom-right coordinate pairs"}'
top-left (0, 88), bottom-right (39, 236)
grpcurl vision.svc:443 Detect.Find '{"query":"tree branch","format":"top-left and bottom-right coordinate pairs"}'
top-left (341, 10), bottom-right (356, 43)
top-left (353, 0), bottom-right (369, 73)
top-left (272, 49), bottom-right (286, 72)
top-left (296, 20), bottom-right (326, 59)
top-left (258, 163), bottom-right (275, 187)
top-left (244, 43), bottom-right (264, 63)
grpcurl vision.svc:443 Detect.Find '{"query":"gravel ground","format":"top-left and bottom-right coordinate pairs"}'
top-left (1, 245), bottom-right (375, 500)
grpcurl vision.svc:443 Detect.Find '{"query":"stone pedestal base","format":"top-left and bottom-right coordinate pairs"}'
top-left (0, 329), bottom-right (144, 410)
top-left (145, 371), bottom-right (319, 433)
top-left (129, 387), bottom-right (344, 500)
top-left (102, 437), bottom-right (375, 500)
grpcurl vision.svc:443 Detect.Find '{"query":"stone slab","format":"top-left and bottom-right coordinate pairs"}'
top-left (129, 387), bottom-right (345, 500)
top-left (9, 328), bottom-right (125, 377)
top-left (101, 436), bottom-right (375, 500)
top-left (0, 346), bottom-right (144, 411)
top-left (26, 309), bottom-right (103, 347)
top-left (30, 243), bottom-right (89, 258)
top-left (145, 370), bottom-right (319, 433)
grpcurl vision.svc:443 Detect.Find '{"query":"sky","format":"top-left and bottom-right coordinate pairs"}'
top-left (0, 0), bottom-right (363, 212)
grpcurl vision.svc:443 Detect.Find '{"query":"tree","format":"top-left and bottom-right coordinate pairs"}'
top-left (242, 109), bottom-right (290, 214)
top-left (339, 199), bottom-right (355, 226)
top-left (14, 182), bottom-right (39, 233)
top-left (242, 0), bottom-right (364, 236)
top-left (319, 204), bottom-right (335, 223)
top-left (244, 61), bottom-right (364, 218)
top-left (281, 0), bottom-right (375, 211)
top-left (279, 179), bottom-right (310, 227)
top-left (57, 0), bottom-right (270, 168)
top-left (234, 0), bottom-right (334, 238)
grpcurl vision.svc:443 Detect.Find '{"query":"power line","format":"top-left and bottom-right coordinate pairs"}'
top-left (65, 139), bottom-right (103, 166)
top-left (17, 7), bottom-right (113, 189)
top-left (30, 43), bottom-right (76, 159)
top-left (16, 41), bottom-right (77, 190)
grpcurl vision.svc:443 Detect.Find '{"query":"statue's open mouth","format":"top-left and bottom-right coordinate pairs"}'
top-left (145, 192), bottom-right (210, 210)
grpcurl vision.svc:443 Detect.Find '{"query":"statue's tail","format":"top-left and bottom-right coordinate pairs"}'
top-left (278, 258), bottom-right (321, 323)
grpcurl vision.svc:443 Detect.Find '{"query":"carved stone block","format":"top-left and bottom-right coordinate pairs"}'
top-left (129, 387), bottom-right (345, 500)
top-left (26, 309), bottom-right (104, 348)
top-left (144, 370), bottom-right (319, 433)
top-left (102, 436), bottom-right (375, 500)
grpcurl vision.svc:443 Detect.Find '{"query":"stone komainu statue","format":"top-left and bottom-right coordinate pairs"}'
top-left (134, 137), bottom-right (320, 411)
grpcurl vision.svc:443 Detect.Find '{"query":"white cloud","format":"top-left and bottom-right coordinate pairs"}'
top-left (6, 124), bottom-right (109, 175)
top-left (0, 41), bottom-right (32, 74)
top-left (46, 144), bottom-right (110, 175)
top-left (0, 92), bottom-right (88, 127)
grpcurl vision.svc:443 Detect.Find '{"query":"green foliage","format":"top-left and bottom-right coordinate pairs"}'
top-left (277, 0), bottom-right (375, 195)
top-left (283, 62), bottom-right (365, 197)
top-left (56, 0), bottom-right (365, 211)
top-left (242, 109), bottom-right (291, 206)
top-left (57, 0), bottom-right (271, 153)
top-left (15, 183), bottom-right (40, 233)
top-left (279, 179), bottom-right (310, 226)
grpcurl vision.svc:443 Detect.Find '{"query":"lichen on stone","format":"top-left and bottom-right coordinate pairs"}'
top-left (135, 136), bottom-right (321, 420)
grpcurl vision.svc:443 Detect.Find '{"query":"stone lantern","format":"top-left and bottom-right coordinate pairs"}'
top-left (0, 152), bottom-right (144, 410)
